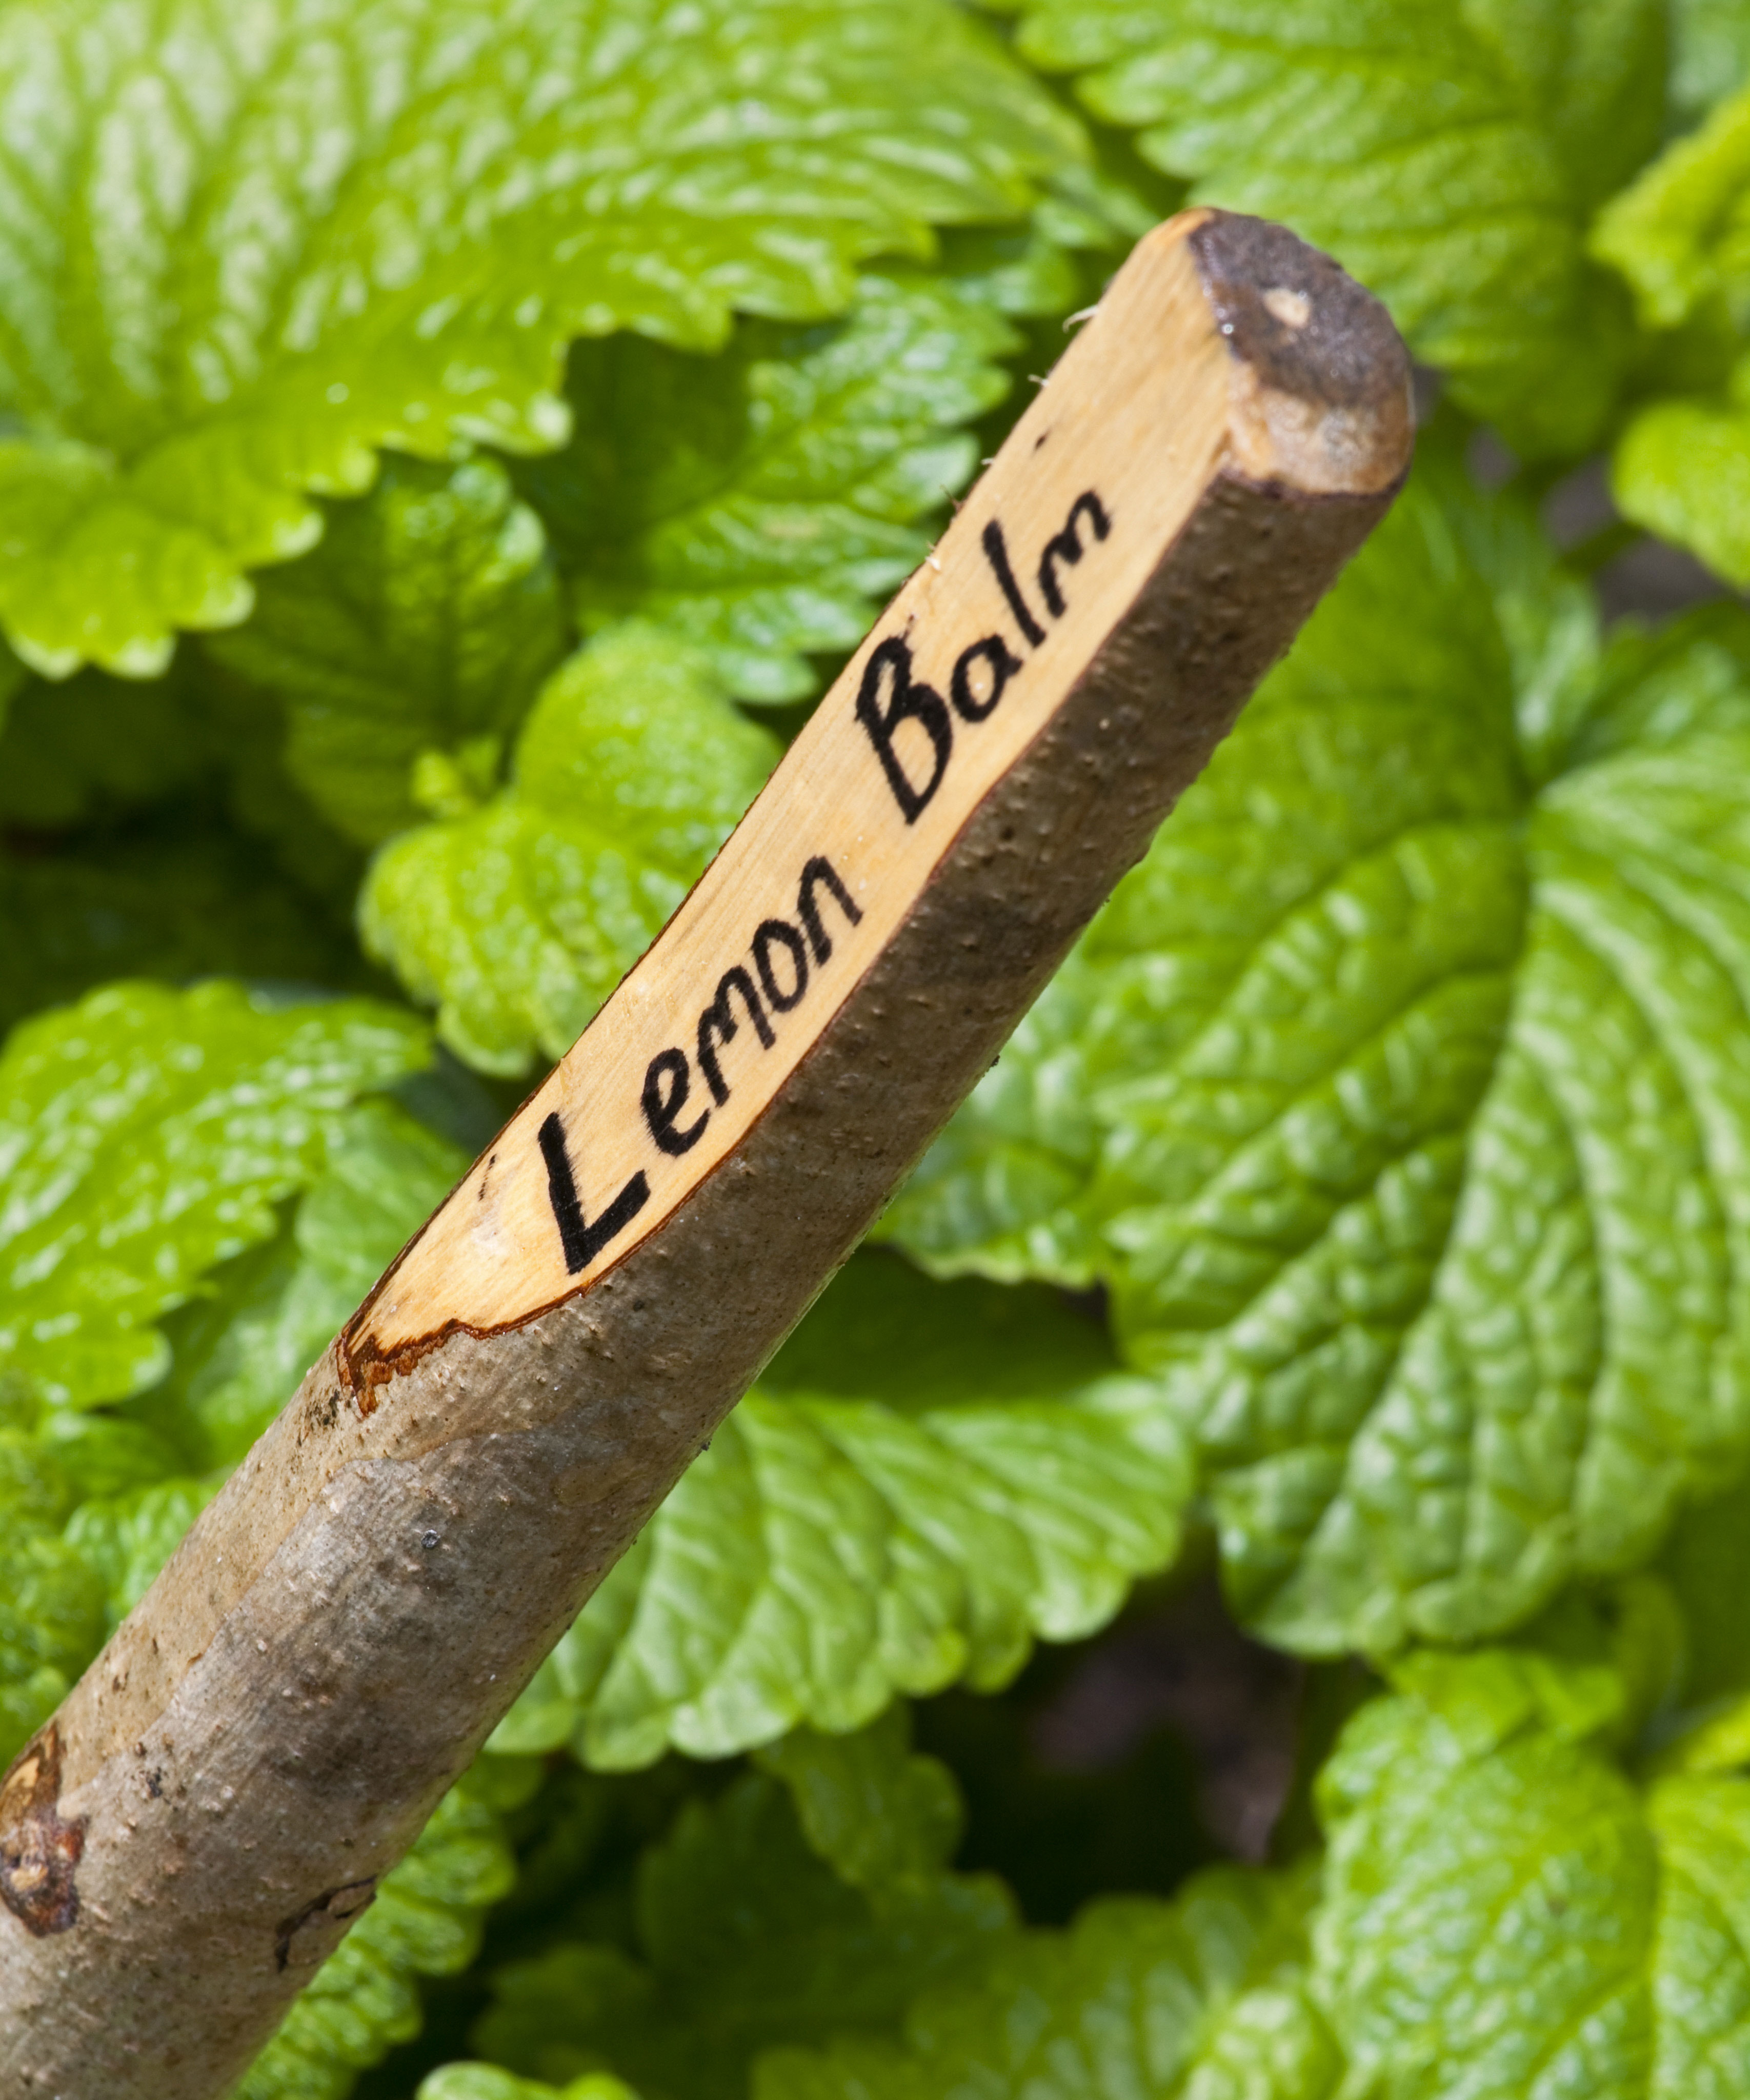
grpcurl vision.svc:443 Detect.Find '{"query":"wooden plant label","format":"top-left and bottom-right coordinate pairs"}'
top-left (0, 209), bottom-right (1411, 2100)
top-left (349, 210), bottom-right (1410, 1385)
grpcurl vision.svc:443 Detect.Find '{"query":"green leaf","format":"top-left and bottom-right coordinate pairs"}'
top-left (64, 1475), bottom-right (223, 1628)
top-left (753, 1704), bottom-right (965, 1905)
top-left (471, 1747), bottom-right (1013, 2100)
top-left (515, 274), bottom-right (1015, 705)
top-left (1590, 85), bottom-right (1750, 585)
top-left (0, 1514), bottom-right (106, 1768)
top-left (0, 1089), bottom-right (463, 1765)
top-left (1593, 83), bottom-right (1750, 333)
top-left (421, 2073), bottom-right (638, 2100)
top-left (494, 1380), bottom-right (1185, 1769)
top-left (239, 1773), bottom-right (526, 2100)
top-left (0, 980), bottom-right (429, 1408)
top-left (758, 1250), bottom-right (1119, 1412)
top-left (1611, 371), bottom-right (1750, 585)
top-left (205, 456), bottom-right (568, 846)
top-left (757, 1860), bottom-right (1336, 2100)
top-left (488, 1251), bottom-right (1184, 1768)
top-left (1673, 0), bottom-right (1750, 117)
top-left (360, 625), bottom-right (778, 1076)
top-left (1314, 1645), bottom-right (1750, 2100)
top-left (1010, 0), bottom-right (1655, 455)
top-left (0, 0), bottom-right (1080, 679)
top-left (155, 1096), bottom-right (468, 1465)
top-left (888, 459), bottom-right (1750, 1657)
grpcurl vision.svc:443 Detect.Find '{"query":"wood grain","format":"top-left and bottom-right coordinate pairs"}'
top-left (0, 208), bottom-right (1411, 2097)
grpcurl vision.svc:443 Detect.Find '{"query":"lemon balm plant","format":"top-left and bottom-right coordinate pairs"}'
top-left (10, 1), bottom-right (1750, 2095)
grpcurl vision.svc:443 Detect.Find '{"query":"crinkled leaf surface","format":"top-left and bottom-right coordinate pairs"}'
top-left (754, 1705), bottom-right (966, 1906)
top-left (206, 456), bottom-right (568, 845)
top-left (0, 980), bottom-right (428, 1407)
top-left (361, 625), bottom-right (779, 1075)
top-left (757, 1859), bottom-right (1336, 2100)
top-left (150, 1095), bottom-right (467, 1465)
top-left (1315, 1645), bottom-right (1750, 2100)
top-left (887, 459), bottom-right (1750, 1657)
top-left (515, 275), bottom-right (1015, 704)
top-left (471, 1745), bottom-right (1013, 2100)
top-left (1011, 0), bottom-right (1656, 454)
top-left (488, 1253), bottom-right (1185, 1769)
top-left (239, 1769), bottom-right (528, 2100)
top-left (0, 0), bottom-right (1079, 677)
top-left (0, 1093), bottom-right (462, 1764)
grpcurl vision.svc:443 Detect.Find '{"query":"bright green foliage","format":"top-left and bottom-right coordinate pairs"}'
top-left (240, 1773), bottom-right (527, 2100)
top-left (491, 1377), bottom-right (1185, 1768)
top-left (753, 1707), bottom-right (965, 1904)
top-left (758, 1859), bottom-right (1335, 2100)
top-left (0, 0), bottom-right (1077, 679)
top-left (206, 456), bottom-right (568, 845)
top-left (1675, 0), bottom-right (1750, 113)
top-left (1593, 84), bottom-right (1750, 331)
top-left (1010, 0), bottom-right (1659, 454)
top-left (420, 2073), bottom-right (638, 2100)
top-left (361, 626), bottom-right (778, 1074)
top-left (1591, 83), bottom-right (1750, 582)
top-left (1314, 1645), bottom-right (1750, 2100)
top-left (154, 1097), bottom-right (467, 1466)
top-left (471, 1730), bottom-right (1013, 2100)
top-left (515, 275), bottom-right (1015, 704)
top-left (0, 1429), bottom-right (106, 1763)
top-left (488, 1249), bottom-right (1185, 1767)
top-left (889, 457), bottom-right (1750, 1657)
top-left (64, 1476), bottom-right (223, 1628)
top-left (1612, 386), bottom-right (1750, 584)
top-left (0, 981), bottom-right (428, 1407)
top-left (0, 1091), bottom-right (462, 1767)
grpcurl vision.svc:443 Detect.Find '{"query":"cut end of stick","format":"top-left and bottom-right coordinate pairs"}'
top-left (1182, 209), bottom-right (1415, 496)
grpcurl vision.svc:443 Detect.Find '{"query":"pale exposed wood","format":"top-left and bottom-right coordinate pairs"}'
top-left (0, 209), bottom-right (1411, 2096)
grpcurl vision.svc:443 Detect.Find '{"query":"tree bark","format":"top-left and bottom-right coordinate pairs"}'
top-left (0, 209), bottom-right (1411, 2095)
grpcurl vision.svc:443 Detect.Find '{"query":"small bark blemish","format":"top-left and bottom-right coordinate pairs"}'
top-left (0, 1723), bottom-right (86, 1936)
top-left (274, 1877), bottom-right (377, 1971)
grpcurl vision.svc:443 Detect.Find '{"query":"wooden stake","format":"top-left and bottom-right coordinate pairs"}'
top-left (0, 210), bottom-right (1410, 2094)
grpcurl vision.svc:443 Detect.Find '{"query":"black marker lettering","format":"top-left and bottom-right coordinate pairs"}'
top-left (797, 855), bottom-right (863, 963)
top-left (537, 1110), bottom-right (651, 1276)
top-left (981, 519), bottom-right (1046, 648)
top-left (697, 965), bottom-right (775, 1106)
top-left (641, 1048), bottom-right (708, 1157)
top-left (753, 918), bottom-right (809, 1012)
top-left (855, 635), bottom-right (952, 824)
top-left (950, 634), bottom-right (1023, 724)
top-left (1037, 490), bottom-right (1111, 619)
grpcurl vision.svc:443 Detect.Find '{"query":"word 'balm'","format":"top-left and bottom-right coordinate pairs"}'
top-left (0, 210), bottom-right (1412, 2100)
